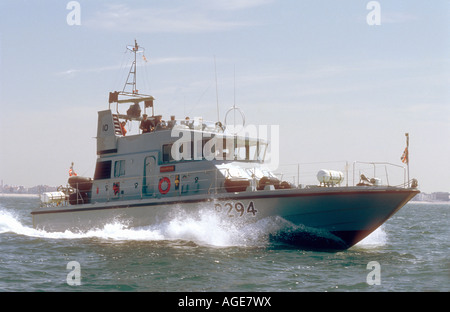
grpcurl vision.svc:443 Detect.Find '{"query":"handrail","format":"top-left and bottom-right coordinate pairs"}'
top-left (352, 161), bottom-right (406, 187)
top-left (96, 161), bottom-right (409, 199)
top-left (40, 160), bottom-right (412, 208)
top-left (275, 160), bottom-right (408, 188)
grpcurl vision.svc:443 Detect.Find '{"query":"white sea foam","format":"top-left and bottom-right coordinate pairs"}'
top-left (0, 207), bottom-right (387, 249)
top-left (355, 226), bottom-right (387, 247)
top-left (0, 208), bottom-right (275, 247)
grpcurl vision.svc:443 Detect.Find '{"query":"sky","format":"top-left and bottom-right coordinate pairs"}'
top-left (0, 0), bottom-right (449, 193)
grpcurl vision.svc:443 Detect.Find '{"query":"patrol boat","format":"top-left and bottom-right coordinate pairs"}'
top-left (32, 41), bottom-right (419, 249)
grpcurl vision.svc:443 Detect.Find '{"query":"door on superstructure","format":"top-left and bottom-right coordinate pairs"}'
top-left (143, 155), bottom-right (157, 195)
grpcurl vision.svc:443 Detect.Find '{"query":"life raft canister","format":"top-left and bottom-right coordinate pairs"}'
top-left (158, 177), bottom-right (171, 194)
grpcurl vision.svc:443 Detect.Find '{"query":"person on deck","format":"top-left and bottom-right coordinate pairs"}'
top-left (167, 115), bottom-right (176, 128)
top-left (120, 121), bottom-right (127, 136)
top-left (140, 114), bottom-right (153, 133)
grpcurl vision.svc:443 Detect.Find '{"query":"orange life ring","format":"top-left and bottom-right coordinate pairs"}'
top-left (158, 177), bottom-right (171, 194)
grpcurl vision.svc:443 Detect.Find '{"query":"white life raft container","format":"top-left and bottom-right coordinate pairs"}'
top-left (317, 169), bottom-right (344, 186)
top-left (41, 191), bottom-right (66, 204)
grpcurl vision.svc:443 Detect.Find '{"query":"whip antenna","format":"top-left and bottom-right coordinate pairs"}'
top-left (214, 56), bottom-right (220, 122)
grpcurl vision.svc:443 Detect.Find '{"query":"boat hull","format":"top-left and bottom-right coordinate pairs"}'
top-left (32, 186), bottom-right (418, 249)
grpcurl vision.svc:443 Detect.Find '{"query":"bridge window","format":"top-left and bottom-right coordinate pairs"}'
top-left (94, 160), bottom-right (112, 180)
top-left (163, 144), bottom-right (175, 163)
top-left (114, 160), bottom-right (126, 177)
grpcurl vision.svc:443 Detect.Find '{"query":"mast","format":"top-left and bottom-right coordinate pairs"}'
top-left (123, 39), bottom-right (142, 95)
top-left (108, 40), bottom-right (155, 119)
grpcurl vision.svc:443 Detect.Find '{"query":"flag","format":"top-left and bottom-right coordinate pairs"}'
top-left (401, 147), bottom-right (408, 164)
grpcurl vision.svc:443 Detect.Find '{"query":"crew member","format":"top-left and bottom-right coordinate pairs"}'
top-left (120, 121), bottom-right (127, 136)
top-left (183, 116), bottom-right (193, 128)
top-left (154, 115), bottom-right (163, 130)
top-left (167, 115), bottom-right (176, 128)
top-left (140, 114), bottom-right (153, 133)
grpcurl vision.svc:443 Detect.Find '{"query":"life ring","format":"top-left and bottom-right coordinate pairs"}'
top-left (158, 177), bottom-right (171, 194)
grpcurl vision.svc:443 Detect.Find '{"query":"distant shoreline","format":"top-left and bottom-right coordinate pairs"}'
top-left (0, 193), bottom-right (39, 198)
top-left (409, 200), bottom-right (450, 205)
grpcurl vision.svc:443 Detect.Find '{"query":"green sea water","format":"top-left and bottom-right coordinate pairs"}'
top-left (0, 195), bottom-right (448, 293)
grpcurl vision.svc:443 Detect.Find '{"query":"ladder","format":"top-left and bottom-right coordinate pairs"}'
top-left (112, 114), bottom-right (123, 135)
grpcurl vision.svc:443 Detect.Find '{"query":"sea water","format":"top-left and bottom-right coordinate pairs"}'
top-left (0, 195), bottom-right (448, 293)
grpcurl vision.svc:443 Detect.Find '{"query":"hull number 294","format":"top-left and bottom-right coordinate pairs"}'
top-left (215, 201), bottom-right (257, 217)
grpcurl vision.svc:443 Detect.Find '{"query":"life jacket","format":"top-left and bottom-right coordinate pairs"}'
top-left (120, 123), bottom-right (127, 136)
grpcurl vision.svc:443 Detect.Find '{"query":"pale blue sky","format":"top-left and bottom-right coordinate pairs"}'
top-left (0, 0), bottom-right (449, 192)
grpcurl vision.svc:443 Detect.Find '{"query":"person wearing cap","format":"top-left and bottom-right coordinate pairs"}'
top-left (140, 114), bottom-right (153, 134)
top-left (167, 115), bottom-right (176, 128)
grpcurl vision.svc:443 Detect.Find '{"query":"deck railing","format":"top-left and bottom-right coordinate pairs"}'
top-left (273, 161), bottom-right (408, 189)
top-left (42, 160), bottom-right (411, 207)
